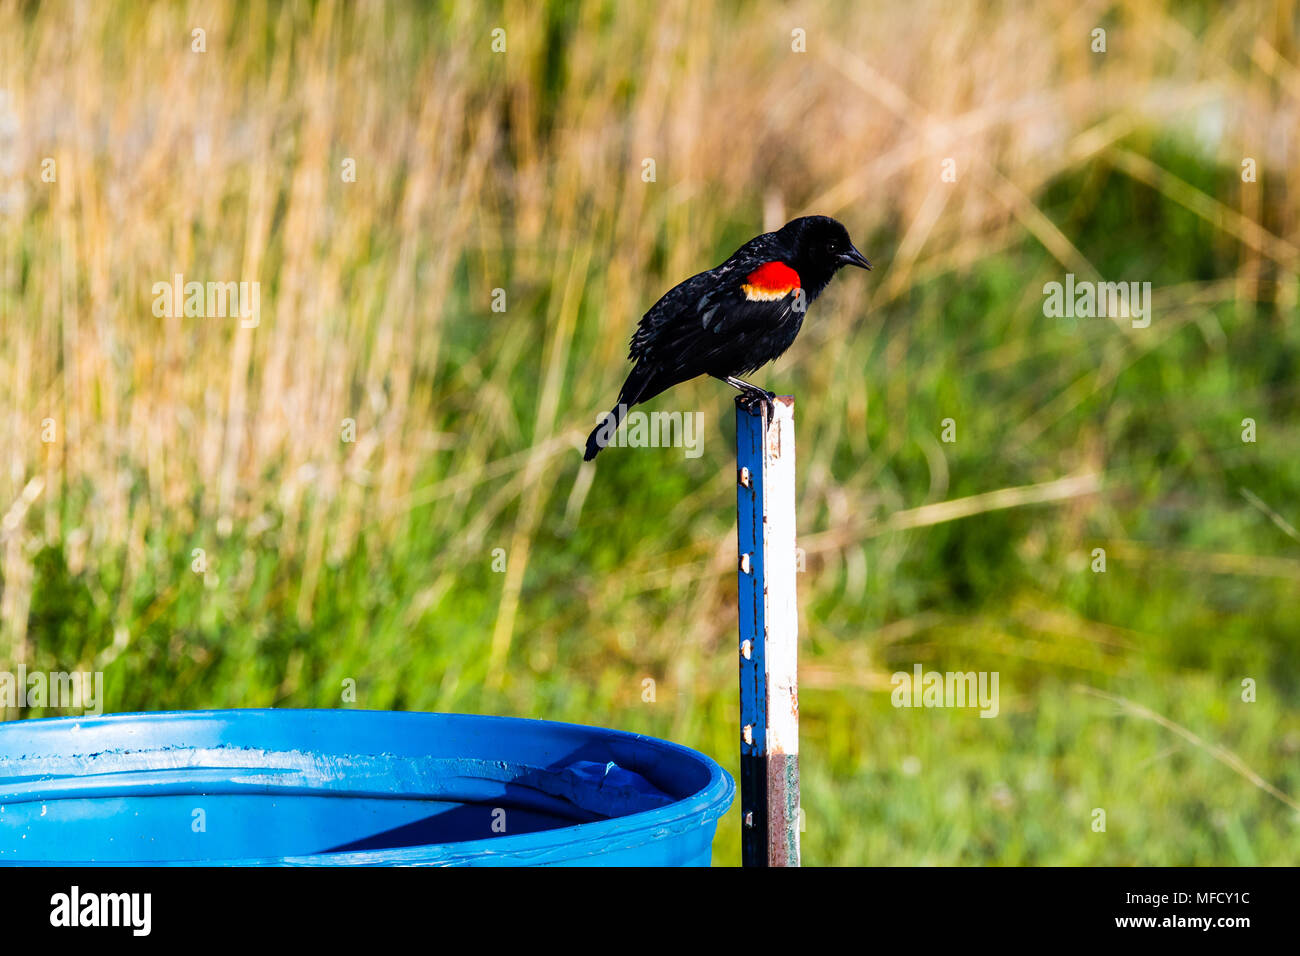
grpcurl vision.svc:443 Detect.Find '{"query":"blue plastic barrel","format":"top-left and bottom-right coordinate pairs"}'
top-left (0, 709), bottom-right (734, 866)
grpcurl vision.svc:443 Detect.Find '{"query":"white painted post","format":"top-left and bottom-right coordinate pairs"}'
top-left (735, 395), bottom-right (800, 866)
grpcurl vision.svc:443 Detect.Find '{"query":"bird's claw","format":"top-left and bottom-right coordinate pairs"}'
top-left (739, 388), bottom-right (777, 418)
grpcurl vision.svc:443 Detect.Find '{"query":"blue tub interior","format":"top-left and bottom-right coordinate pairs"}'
top-left (0, 710), bottom-right (734, 866)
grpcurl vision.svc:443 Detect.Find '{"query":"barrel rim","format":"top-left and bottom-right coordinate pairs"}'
top-left (0, 708), bottom-right (735, 865)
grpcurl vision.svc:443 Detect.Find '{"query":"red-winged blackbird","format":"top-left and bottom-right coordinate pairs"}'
top-left (584, 215), bottom-right (870, 460)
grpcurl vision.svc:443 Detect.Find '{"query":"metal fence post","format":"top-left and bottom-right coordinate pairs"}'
top-left (735, 395), bottom-right (800, 867)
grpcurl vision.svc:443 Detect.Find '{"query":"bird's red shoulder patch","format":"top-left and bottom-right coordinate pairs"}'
top-left (741, 261), bottom-right (801, 301)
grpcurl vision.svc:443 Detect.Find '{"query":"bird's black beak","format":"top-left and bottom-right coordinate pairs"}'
top-left (839, 245), bottom-right (872, 270)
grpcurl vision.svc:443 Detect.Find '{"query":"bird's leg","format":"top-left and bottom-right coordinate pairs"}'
top-left (719, 375), bottom-right (777, 417)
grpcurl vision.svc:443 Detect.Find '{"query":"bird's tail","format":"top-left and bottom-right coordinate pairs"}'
top-left (584, 403), bottom-right (628, 461)
top-left (585, 363), bottom-right (659, 461)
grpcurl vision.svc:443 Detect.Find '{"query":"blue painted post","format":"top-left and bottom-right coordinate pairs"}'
top-left (736, 395), bottom-right (800, 867)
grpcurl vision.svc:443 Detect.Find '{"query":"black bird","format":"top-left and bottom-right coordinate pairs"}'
top-left (584, 215), bottom-right (870, 460)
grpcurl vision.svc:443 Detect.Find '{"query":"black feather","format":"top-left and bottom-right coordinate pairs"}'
top-left (585, 215), bottom-right (869, 459)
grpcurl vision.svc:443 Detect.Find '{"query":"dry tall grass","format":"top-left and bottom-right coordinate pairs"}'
top-left (3, 0), bottom-right (1293, 664)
